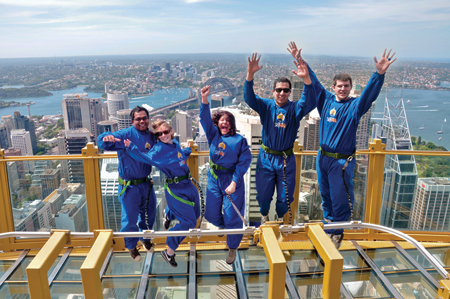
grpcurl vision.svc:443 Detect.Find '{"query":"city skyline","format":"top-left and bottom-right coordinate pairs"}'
top-left (0, 0), bottom-right (449, 61)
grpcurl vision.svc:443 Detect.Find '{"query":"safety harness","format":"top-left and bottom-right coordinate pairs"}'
top-left (164, 173), bottom-right (205, 229)
top-left (319, 147), bottom-right (356, 221)
top-left (261, 143), bottom-right (294, 224)
top-left (118, 176), bottom-right (154, 230)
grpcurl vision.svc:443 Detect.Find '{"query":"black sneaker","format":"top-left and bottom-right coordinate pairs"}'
top-left (163, 212), bottom-right (171, 230)
top-left (128, 248), bottom-right (141, 262)
top-left (330, 233), bottom-right (344, 250)
top-left (161, 249), bottom-right (177, 267)
top-left (140, 240), bottom-right (154, 251)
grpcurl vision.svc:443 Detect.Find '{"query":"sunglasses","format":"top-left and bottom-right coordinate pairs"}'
top-left (134, 116), bottom-right (148, 122)
top-left (274, 88), bottom-right (291, 93)
top-left (155, 130), bottom-right (171, 137)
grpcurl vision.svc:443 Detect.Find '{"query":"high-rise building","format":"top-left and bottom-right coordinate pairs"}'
top-left (165, 62), bottom-right (170, 71)
top-left (62, 93), bottom-right (103, 142)
top-left (100, 158), bottom-right (121, 232)
top-left (375, 90), bottom-right (418, 229)
top-left (11, 129), bottom-right (33, 156)
top-left (54, 194), bottom-right (88, 232)
top-left (59, 129), bottom-right (91, 183)
top-left (41, 169), bottom-right (61, 200)
top-left (289, 74), bottom-right (304, 102)
top-left (302, 109), bottom-right (320, 171)
top-left (13, 111), bottom-right (37, 153)
top-left (0, 124), bottom-right (10, 149)
top-left (102, 101), bottom-right (109, 121)
top-left (410, 178), bottom-right (450, 231)
top-left (116, 109), bottom-right (132, 130)
top-left (171, 111), bottom-right (192, 143)
top-left (107, 92), bottom-right (129, 118)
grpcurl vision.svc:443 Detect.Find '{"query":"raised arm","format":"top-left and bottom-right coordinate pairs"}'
top-left (374, 48), bottom-right (396, 75)
top-left (292, 58), bottom-right (312, 85)
top-left (201, 85), bottom-right (210, 105)
top-left (246, 52), bottom-right (263, 82)
top-left (125, 141), bottom-right (159, 168)
top-left (97, 131), bottom-right (124, 151)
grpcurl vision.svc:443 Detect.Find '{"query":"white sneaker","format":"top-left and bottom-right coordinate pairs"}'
top-left (261, 215), bottom-right (269, 224)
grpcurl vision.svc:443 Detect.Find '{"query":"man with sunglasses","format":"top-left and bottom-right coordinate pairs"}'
top-left (288, 42), bottom-right (396, 249)
top-left (97, 106), bottom-right (157, 261)
top-left (244, 53), bottom-right (316, 224)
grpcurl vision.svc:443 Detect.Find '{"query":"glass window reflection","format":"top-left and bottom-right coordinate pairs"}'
top-left (197, 275), bottom-right (237, 298)
top-left (146, 276), bottom-right (188, 299)
top-left (150, 251), bottom-right (188, 275)
top-left (7, 256), bottom-right (60, 281)
top-left (102, 277), bottom-right (140, 299)
top-left (365, 248), bottom-right (415, 271)
top-left (197, 250), bottom-right (234, 273)
top-left (55, 256), bottom-right (86, 281)
top-left (240, 247), bottom-right (269, 271)
top-left (104, 252), bottom-right (146, 275)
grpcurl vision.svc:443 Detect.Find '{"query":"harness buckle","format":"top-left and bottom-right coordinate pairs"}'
top-left (282, 151), bottom-right (288, 159)
top-left (173, 176), bottom-right (179, 184)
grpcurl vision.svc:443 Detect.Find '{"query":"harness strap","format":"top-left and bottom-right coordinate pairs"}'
top-left (164, 183), bottom-right (195, 207)
top-left (341, 156), bottom-right (355, 221)
top-left (261, 143), bottom-right (294, 156)
top-left (118, 176), bottom-right (150, 196)
top-left (209, 161), bottom-right (233, 180)
top-left (320, 147), bottom-right (356, 160)
top-left (165, 173), bottom-right (190, 184)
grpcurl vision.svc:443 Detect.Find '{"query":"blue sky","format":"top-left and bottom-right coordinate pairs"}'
top-left (1, 0), bottom-right (449, 60)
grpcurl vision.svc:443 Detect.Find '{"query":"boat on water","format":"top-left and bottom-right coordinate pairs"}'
top-left (437, 123), bottom-right (444, 134)
top-left (439, 137), bottom-right (443, 140)
top-left (424, 105), bottom-right (429, 108)
top-left (406, 100), bottom-right (411, 104)
top-left (419, 126), bottom-right (425, 130)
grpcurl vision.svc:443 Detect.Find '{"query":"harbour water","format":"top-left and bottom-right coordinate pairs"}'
top-left (373, 88), bottom-right (450, 150)
top-left (0, 86), bottom-right (192, 118)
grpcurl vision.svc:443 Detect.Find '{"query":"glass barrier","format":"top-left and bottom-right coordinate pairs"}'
top-left (7, 158), bottom-right (88, 234)
top-left (380, 153), bottom-right (450, 232)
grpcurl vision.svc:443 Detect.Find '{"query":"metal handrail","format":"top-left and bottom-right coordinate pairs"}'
top-left (280, 221), bottom-right (450, 279)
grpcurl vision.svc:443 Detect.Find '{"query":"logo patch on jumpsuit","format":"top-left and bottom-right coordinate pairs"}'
top-left (327, 108), bottom-right (337, 123)
top-left (275, 112), bottom-right (286, 128)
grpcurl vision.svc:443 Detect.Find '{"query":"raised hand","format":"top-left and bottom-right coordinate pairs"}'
top-left (247, 53), bottom-right (263, 74)
top-left (124, 139), bottom-right (131, 148)
top-left (292, 59), bottom-right (311, 84)
top-left (103, 135), bottom-right (121, 143)
top-left (374, 49), bottom-right (396, 75)
top-left (287, 41), bottom-right (303, 61)
top-left (201, 85), bottom-right (210, 97)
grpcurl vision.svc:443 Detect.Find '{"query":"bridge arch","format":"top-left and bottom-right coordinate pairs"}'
top-left (202, 77), bottom-right (237, 97)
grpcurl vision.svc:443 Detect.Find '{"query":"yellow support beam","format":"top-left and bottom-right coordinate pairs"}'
top-left (260, 225), bottom-right (286, 299)
top-left (26, 230), bottom-right (71, 299)
top-left (306, 223), bottom-right (343, 299)
top-left (186, 139), bottom-right (199, 181)
top-left (80, 230), bottom-right (113, 299)
top-left (437, 279), bottom-right (450, 299)
top-left (82, 143), bottom-right (104, 231)
top-left (289, 141), bottom-right (303, 226)
top-left (364, 139), bottom-right (386, 239)
top-left (0, 149), bottom-right (14, 252)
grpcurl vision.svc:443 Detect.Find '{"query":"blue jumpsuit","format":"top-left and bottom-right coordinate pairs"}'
top-left (308, 65), bottom-right (385, 233)
top-left (244, 80), bottom-right (316, 218)
top-left (127, 140), bottom-right (200, 251)
top-left (200, 103), bottom-right (252, 249)
top-left (97, 127), bottom-right (157, 250)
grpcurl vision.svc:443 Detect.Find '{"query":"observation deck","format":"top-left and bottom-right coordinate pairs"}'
top-left (0, 139), bottom-right (449, 299)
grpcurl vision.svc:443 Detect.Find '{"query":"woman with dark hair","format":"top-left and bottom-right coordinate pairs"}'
top-left (124, 120), bottom-right (200, 267)
top-left (200, 85), bottom-right (252, 264)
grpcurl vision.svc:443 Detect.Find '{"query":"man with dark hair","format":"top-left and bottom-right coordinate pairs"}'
top-left (244, 53), bottom-right (316, 224)
top-left (98, 105), bottom-right (157, 261)
top-left (288, 42), bottom-right (396, 248)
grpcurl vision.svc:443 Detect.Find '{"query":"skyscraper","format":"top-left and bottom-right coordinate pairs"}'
top-left (13, 111), bottom-right (37, 153)
top-left (97, 120), bottom-right (118, 136)
top-left (410, 178), bottom-right (450, 231)
top-left (289, 74), bottom-right (304, 102)
top-left (171, 111), bottom-right (192, 143)
top-left (116, 109), bottom-right (132, 130)
top-left (0, 124), bottom-right (10, 149)
top-left (107, 92), bottom-right (129, 118)
top-left (62, 93), bottom-right (103, 142)
top-left (11, 129), bottom-right (33, 156)
top-left (100, 158), bottom-right (121, 232)
top-left (59, 129), bottom-right (91, 183)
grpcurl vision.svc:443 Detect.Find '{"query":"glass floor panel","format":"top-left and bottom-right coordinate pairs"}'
top-left (7, 256), bottom-right (61, 281)
top-left (342, 270), bottom-right (392, 298)
top-left (54, 256), bottom-right (86, 281)
top-left (104, 252), bottom-right (147, 275)
top-left (384, 272), bottom-right (437, 299)
top-left (244, 272), bottom-right (290, 299)
top-left (102, 277), bottom-right (140, 299)
top-left (240, 247), bottom-right (269, 271)
top-left (284, 250), bottom-right (324, 274)
top-left (196, 250), bottom-right (234, 273)
top-left (50, 282), bottom-right (85, 298)
top-left (146, 276), bottom-right (188, 299)
top-left (197, 274), bottom-right (237, 298)
top-left (290, 274), bottom-right (345, 299)
top-left (405, 246), bottom-right (450, 268)
top-left (150, 251), bottom-right (189, 275)
top-left (0, 261), bottom-right (16, 278)
top-left (365, 248), bottom-right (415, 271)
top-left (341, 250), bottom-right (369, 270)
top-left (0, 282), bottom-right (30, 298)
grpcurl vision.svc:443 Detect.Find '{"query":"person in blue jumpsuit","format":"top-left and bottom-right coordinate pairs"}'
top-left (288, 42), bottom-right (397, 248)
top-left (200, 85), bottom-right (252, 264)
top-left (97, 106), bottom-right (157, 261)
top-left (124, 120), bottom-right (200, 267)
top-left (244, 53), bottom-right (316, 224)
